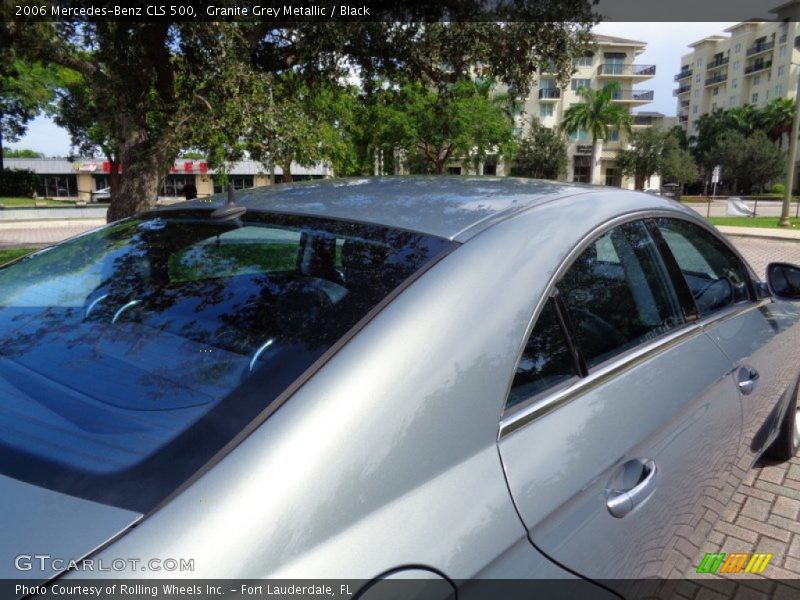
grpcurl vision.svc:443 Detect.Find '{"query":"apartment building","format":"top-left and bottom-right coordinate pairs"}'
top-left (515, 34), bottom-right (666, 188)
top-left (675, 10), bottom-right (800, 135)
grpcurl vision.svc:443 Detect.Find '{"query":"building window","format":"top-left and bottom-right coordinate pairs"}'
top-left (729, 96), bottom-right (737, 106)
top-left (778, 66), bottom-right (786, 77)
top-left (713, 87), bottom-right (719, 96)
top-left (571, 78), bottom-right (591, 91)
top-left (540, 104), bottom-right (554, 117)
top-left (569, 129), bottom-right (589, 141)
top-left (780, 45), bottom-right (788, 57)
top-left (696, 57), bottom-right (703, 67)
top-left (753, 75), bottom-right (760, 86)
top-left (604, 167), bottom-right (621, 187)
top-left (693, 105), bottom-right (699, 114)
top-left (732, 78), bottom-right (738, 89)
top-left (752, 92), bottom-right (758, 103)
top-left (37, 175), bottom-right (78, 198)
top-left (447, 167), bottom-right (462, 175)
top-left (733, 61), bottom-right (740, 71)
top-left (777, 84), bottom-right (784, 96)
top-left (572, 155), bottom-right (591, 183)
top-left (694, 89), bottom-right (700, 98)
top-left (483, 164), bottom-right (497, 176)
top-left (711, 102), bottom-right (717, 110)
top-left (608, 129), bottom-right (620, 142)
top-left (162, 175), bottom-right (197, 197)
top-left (93, 175), bottom-right (109, 190)
top-left (213, 175), bottom-right (254, 194)
top-left (695, 73), bottom-right (701, 83)
top-left (735, 43), bottom-right (742, 53)
top-left (573, 53), bottom-right (593, 67)
top-left (766, 89), bottom-right (771, 100)
top-left (540, 78), bottom-right (557, 90)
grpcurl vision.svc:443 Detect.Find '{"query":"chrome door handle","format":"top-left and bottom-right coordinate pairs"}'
top-left (737, 366), bottom-right (760, 396)
top-left (606, 459), bottom-right (658, 518)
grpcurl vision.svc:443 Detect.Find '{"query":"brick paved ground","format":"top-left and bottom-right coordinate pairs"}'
top-left (683, 235), bottom-right (800, 584)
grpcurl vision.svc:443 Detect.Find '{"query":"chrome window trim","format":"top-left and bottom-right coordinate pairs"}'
top-left (499, 321), bottom-right (704, 439)
top-left (497, 207), bottom-right (766, 439)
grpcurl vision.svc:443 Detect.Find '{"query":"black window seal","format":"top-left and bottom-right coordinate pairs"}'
top-left (551, 289), bottom-right (589, 378)
top-left (644, 217), bottom-right (701, 324)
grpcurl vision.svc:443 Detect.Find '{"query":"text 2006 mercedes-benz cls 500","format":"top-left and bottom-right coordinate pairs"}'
top-left (2, 177), bottom-right (800, 597)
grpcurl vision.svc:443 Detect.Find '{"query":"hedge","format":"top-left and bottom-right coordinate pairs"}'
top-left (0, 169), bottom-right (40, 197)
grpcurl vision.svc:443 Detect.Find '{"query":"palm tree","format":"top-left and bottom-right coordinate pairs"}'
top-left (560, 81), bottom-right (633, 185)
top-left (757, 98), bottom-right (796, 149)
top-left (724, 104), bottom-right (759, 135)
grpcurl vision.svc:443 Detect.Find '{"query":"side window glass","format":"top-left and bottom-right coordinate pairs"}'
top-left (559, 221), bottom-right (684, 369)
top-left (506, 298), bottom-right (579, 409)
top-left (655, 219), bottom-right (752, 316)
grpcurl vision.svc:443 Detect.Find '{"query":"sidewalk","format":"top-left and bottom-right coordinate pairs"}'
top-left (716, 226), bottom-right (800, 242)
top-left (0, 219), bottom-right (105, 247)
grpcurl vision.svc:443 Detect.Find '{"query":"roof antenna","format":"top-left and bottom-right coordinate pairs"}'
top-left (210, 181), bottom-right (247, 220)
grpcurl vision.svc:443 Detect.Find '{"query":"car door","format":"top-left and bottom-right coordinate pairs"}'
top-left (498, 218), bottom-right (744, 587)
top-left (651, 217), bottom-right (800, 464)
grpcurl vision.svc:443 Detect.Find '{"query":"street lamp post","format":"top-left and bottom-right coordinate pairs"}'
top-left (781, 62), bottom-right (800, 227)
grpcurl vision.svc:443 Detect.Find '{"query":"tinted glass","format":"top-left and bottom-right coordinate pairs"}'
top-left (0, 211), bottom-right (451, 511)
top-left (559, 221), bottom-right (683, 368)
top-left (507, 299), bottom-right (578, 409)
top-left (655, 219), bottom-right (751, 316)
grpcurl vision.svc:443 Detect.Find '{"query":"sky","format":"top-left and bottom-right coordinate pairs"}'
top-left (11, 22), bottom-right (737, 158)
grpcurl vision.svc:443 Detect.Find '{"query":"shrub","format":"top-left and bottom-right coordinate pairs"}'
top-left (771, 182), bottom-right (786, 195)
top-left (0, 169), bottom-right (40, 197)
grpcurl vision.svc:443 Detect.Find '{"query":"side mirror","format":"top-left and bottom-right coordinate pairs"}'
top-left (766, 262), bottom-right (800, 300)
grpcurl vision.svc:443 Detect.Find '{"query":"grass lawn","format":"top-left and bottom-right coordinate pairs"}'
top-left (707, 216), bottom-right (800, 229)
top-left (0, 197), bottom-right (76, 207)
top-left (0, 248), bottom-right (35, 264)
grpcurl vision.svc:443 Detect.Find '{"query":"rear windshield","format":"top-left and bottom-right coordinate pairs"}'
top-left (0, 211), bottom-right (452, 512)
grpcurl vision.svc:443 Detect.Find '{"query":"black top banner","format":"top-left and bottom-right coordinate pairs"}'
top-left (0, 0), bottom-right (789, 22)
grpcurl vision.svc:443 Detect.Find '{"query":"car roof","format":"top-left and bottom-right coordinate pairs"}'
top-left (158, 176), bottom-right (683, 242)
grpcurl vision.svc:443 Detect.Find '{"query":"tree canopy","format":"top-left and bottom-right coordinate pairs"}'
top-left (4, 10), bottom-right (597, 219)
top-left (510, 119), bottom-right (568, 180)
top-left (615, 127), bottom-right (668, 190)
top-left (705, 130), bottom-right (785, 194)
top-left (374, 79), bottom-right (515, 174)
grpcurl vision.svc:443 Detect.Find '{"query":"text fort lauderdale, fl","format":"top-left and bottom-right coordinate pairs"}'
top-left (207, 5), bottom-right (370, 17)
top-left (17, 583), bottom-right (354, 596)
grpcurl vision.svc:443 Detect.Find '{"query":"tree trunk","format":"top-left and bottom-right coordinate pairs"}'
top-left (106, 135), bottom-right (176, 222)
top-left (590, 138), bottom-right (602, 185)
top-left (108, 156), bottom-right (120, 204)
top-left (282, 160), bottom-right (293, 183)
top-left (0, 125), bottom-right (4, 171)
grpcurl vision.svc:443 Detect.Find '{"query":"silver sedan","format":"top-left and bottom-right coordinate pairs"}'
top-left (1, 177), bottom-right (799, 596)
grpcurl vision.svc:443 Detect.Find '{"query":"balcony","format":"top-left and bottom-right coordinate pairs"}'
top-left (610, 89), bottom-right (654, 104)
top-left (746, 41), bottom-right (774, 57)
top-left (673, 84), bottom-right (692, 96)
top-left (705, 73), bottom-right (728, 86)
top-left (674, 69), bottom-right (693, 81)
top-left (680, 99), bottom-right (690, 108)
top-left (538, 88), bottom-right (561, 101)
top-left (597, 64), bottom-right (656, 78)
top-left (706, 57), bottom-right (729, 71)
top-left (678, 115), bottom-right (689, 123)
top-left (633, 115), bottom-right (659, 127)
top-left (745, 61), bottom-right (773, 75)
